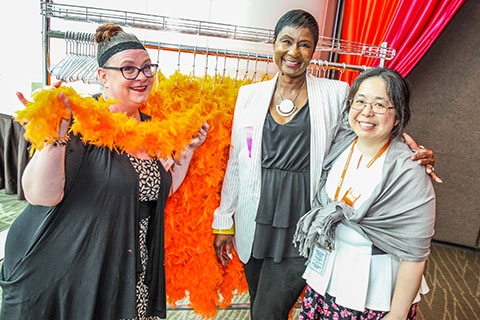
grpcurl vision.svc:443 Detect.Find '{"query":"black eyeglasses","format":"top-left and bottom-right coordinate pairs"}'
top-left (102, 64), bottom-right (158, 80)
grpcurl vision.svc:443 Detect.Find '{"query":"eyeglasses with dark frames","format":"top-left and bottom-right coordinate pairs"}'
top-left (102, 64), bottom-right (158, 80)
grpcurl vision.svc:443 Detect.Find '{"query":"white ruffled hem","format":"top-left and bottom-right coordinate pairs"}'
top-left (304, 224), bottom-right (429, 312)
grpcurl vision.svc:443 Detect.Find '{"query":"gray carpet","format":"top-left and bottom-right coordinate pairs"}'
top-left (417, 243), bottom-right (480, 320)
top-left (0, 190), bottom-right (478, 319)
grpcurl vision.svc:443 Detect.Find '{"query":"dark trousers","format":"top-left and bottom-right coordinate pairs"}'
top-left (243, 256), bottom-right (307, 320)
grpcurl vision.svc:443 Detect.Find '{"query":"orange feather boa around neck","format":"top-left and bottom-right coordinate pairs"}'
top-left (15, 70), bottom-right (258, 318)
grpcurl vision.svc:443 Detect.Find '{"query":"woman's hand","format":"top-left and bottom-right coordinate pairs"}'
top-left (187, 122), bottom-right (209, 150)
top-left (213, 234), bottom-right (233, 266)
top-left (17, 81), bottom-right (72, 140)
top-left (403, 133), bottom-right (442, 183)
top-left (382, 313), bottom-right (406, 320)
top-left (169, 122), bottom-right (209, 194)
top-left (19, 81), bottom-right (72, 206)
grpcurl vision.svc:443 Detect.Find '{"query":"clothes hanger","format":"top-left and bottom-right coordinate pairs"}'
top-left (213, 48), bottom-right (219, 89)
top-left (263, 54), bottom-right (270, 81)
top-left (175, 43), bottom-right (182, 87)
top-left (252, 52), bottom-right (258, 83)
top-left (201, 47), bottom-right (209, 91)
top-left (190, 46), bottom-right (197, 84)
top-left (234, 50), bottom-right (240, 87)
top-left (243, 52), bottom-right (250, 82)
top-left (221, 49), bottom-right (227, 84)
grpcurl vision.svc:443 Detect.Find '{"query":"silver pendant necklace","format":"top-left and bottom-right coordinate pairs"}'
top-left (275, 79), bottom-right (306, 117)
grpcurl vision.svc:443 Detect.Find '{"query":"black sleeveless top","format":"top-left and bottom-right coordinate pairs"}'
top-left (252, 102), bottom-right (311, 262)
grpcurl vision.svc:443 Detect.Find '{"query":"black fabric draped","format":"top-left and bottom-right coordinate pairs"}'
top-left (0, 113), bottom-right (29, 200)
top-left (0, 113), bottom-right (171, 319)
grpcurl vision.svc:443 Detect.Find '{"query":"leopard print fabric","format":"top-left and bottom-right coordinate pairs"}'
top-left (122, 155), bottom-right (162, 320)
top-left (127, 155), bottom-right (161, 201)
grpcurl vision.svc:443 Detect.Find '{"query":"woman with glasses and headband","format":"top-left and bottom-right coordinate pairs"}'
top-left (0, 23), bottom-right (208, 320)
top-left (294, 67), bottom-right (435, 320)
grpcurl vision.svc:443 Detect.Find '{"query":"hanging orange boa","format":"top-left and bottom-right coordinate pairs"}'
top-left (151, 72), bottom-right (250, 318)
top-left (15, 71), bottom-right (254, 318)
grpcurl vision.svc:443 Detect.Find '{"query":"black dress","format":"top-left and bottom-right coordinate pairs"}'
top-left (252, 102), bottom-right (311, 262)
top-left (0, 113), bottom-right (172, 320)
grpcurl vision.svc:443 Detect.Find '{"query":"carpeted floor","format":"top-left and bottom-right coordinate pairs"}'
top-left (0, 189), bottom-right (478, 319)
top-left (417, 242), bottom-right (480, 320)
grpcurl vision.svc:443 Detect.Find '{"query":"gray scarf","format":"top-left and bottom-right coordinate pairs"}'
top-left (294, 130), bottom-right (436, 262)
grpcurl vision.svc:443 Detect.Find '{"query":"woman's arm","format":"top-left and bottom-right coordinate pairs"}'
top-left (22, 139), bottom-right (67, 206)
top-left (384, 260), bottom-right (426, 320)
top-left (211, 88), bottom-right (246, 265)
top-left (211, 86), bottom-right (250, 230)
top-left (169, 146), bottom-right (194, 194)
top-left (169, 122), bottom-right (209, 194)
top-left (18, 88), bottom-right (71, 206)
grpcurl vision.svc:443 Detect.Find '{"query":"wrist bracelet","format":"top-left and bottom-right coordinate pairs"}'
top-left (51, 141), bottom-right (66, 147)
top-left (50, 137), bottom-right (69, 147)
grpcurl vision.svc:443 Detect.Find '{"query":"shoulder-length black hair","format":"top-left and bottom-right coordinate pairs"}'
top-left (345, 67), bottom-right (411, 138)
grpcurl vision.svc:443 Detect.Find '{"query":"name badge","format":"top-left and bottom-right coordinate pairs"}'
top-left (341, 187), bottom-right (361, 207)
top-left (309, 245), bottom-right (330, 276)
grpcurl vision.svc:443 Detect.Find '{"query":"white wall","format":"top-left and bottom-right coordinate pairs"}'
top-left (1, 0), bottom-right (44, 115)
top-left (1, 0), bottom-right (336, 115)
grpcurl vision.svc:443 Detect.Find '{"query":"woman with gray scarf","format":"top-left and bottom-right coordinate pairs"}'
top-left (294, 67), bottom-right (435, 320)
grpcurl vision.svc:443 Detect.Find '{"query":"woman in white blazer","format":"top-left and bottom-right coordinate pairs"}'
top-left (212, 9), bottom-right (436, 320)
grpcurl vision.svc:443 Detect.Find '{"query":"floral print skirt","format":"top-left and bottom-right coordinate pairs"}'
top-left (299, 285), bottom-right (417, 320)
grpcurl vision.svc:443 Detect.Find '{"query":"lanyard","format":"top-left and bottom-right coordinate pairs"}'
top-left (334, 138), bottom-right (392, 202)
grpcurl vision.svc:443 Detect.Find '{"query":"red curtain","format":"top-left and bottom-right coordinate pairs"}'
top-left (383, 0), bottom-right (466, 76)
top-left (339, 0), bottom-right (402, 84)
top-left (339, 0), bottom-right (466, 84)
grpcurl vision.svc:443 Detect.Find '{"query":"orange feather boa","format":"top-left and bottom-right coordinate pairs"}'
top-left (15, 71), bottom-right (255, 318)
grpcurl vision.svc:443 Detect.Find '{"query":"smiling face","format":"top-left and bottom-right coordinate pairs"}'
top-left (348, 77), bottom-right (399, 147)
top-left (98, 49), bottom-right (154, 110)
top-left (273, 26), bottom-right (315, 79)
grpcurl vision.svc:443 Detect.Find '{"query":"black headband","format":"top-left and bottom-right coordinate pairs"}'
top-left (98, 41), bottom-right (146, 67)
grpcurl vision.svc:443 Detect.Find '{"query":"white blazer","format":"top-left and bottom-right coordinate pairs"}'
top-left (212, 73), bottom-right (350, 263)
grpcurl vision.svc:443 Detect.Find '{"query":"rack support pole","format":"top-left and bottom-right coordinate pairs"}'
top-left (42, 0), bottom-right (51, 85)
top-left (379, 42), bottom-right (388, 67)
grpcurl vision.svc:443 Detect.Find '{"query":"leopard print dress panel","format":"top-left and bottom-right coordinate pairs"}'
top-left (123, 154), bottom-right (162, 320)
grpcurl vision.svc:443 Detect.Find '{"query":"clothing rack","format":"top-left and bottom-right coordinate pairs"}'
top-left (46, 29), bottom-right (372, 84)
top-left (41, 1), bottom-right (395, 84)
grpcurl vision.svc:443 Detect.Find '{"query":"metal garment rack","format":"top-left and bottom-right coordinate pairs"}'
top-left (46, 29), bottom-right (372, 84)
top-left (41, 1), bottom-right (395, 84)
